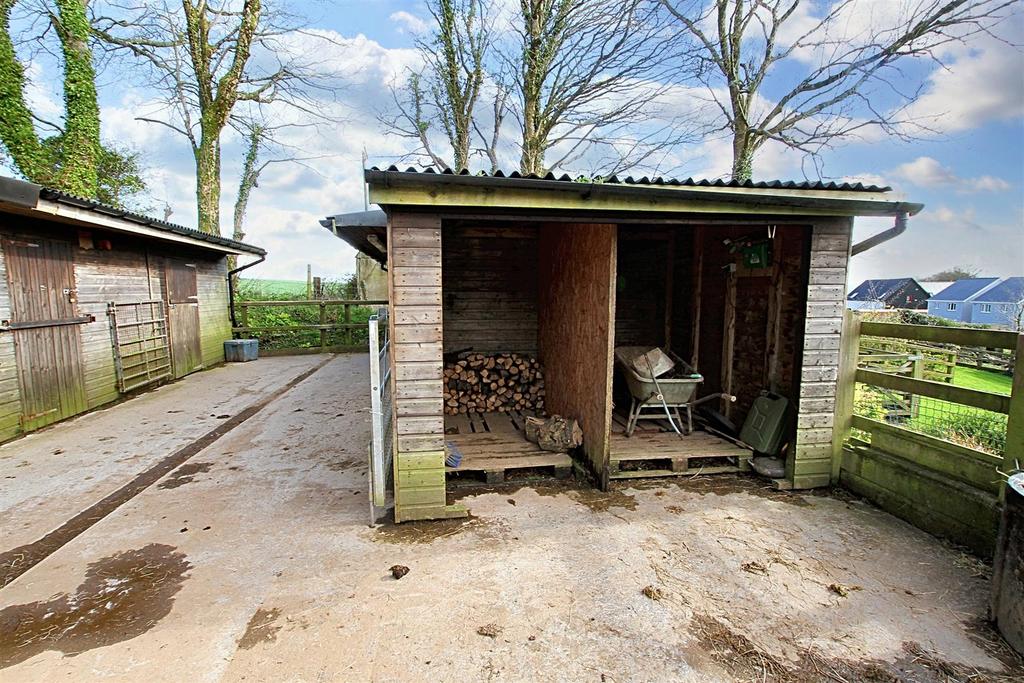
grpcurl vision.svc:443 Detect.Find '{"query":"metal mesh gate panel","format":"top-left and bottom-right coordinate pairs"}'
top-left (108, 301), bottom-right (172, 393)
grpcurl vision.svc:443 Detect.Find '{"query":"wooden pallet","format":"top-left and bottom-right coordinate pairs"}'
top-left (445, 411), bottom-right (573, 483)
top-left (609, 430), bottom-right (751, 479)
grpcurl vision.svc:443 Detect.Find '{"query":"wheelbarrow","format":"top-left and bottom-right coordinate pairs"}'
top-left (615, 346), bottom-right (736, 437)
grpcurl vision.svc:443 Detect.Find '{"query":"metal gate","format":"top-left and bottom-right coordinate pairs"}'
top-left (108, 301), bottom-right (172, 392)
top-left (368, 306), bottom-right (392, 524)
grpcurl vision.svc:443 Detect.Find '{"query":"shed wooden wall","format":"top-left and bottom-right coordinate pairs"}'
top-left (0, 219), bottom-right (234, 443)
top-left (442, 224), bottom-right (538, 355)
top-left (388, 213), bottom-right (462, 522)
top-left (538, 223), bottom-right (617, 488)
top-left (789, 220), bottom-right (853, 488)
top-left (0, 243), bottom-right (19, 439)
top-left (615, 233), bottom-right (669, 348)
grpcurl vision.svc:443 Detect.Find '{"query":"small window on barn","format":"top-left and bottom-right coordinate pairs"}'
top-left (981, 303), bottom-right (992, 313)
top-left (947, 303), bottom-right (957, 311)
top-left (1002, 304), bottom-right (1012, 313)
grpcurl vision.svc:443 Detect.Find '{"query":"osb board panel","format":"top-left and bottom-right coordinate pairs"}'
top-left (442, 224), bottom-right (539, 355)
top-left (538, 222), bottom-right (616, 486)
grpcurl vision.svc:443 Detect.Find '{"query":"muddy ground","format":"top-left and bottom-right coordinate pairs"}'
top-left (0, 354), bottom-right (1020, 682)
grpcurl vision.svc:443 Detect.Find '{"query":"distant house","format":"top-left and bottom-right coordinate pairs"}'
top-left (926, 277), bottom-right (1013, 324)
top-left (968, 277), bottom-right (1024, 329)
top-left (847, 278), bottom-right (930, 310)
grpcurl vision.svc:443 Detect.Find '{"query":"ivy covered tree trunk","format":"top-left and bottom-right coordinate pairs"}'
top-left (53, 0), bottom-right (99, 195)
top-left (731, 129), bottom-right (755, 183)
top-left (195, 123), bottom-right (222, 235)
top-left (0, 0), bottom-right (50, 183)
top-left (0, 0), bottom-right (100, 195)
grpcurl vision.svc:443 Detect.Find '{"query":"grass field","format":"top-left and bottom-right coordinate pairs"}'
top-left (239, 278), bottom-right (308, 297)
top-left (953, 366), bottom-right (1013, 395)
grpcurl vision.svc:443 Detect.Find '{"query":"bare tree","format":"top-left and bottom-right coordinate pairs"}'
top-left (510, 0), bottom-right (692, 176)
top-left (94, 0), bottom-right (341, 234)
top-left (660, 0), bottom-right (1017, 181)
top-left (382, 0), bottom-right (497, 171)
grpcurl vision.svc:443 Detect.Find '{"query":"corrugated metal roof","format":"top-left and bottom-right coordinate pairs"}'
top-left (929, 278), bottom-right (999, 301)
top-left (38, 188), bottom-right (267, 255)
top-left (368, 165), bottom-right (892, 192)
top-left (974, 277), bottom-right (1024, 303)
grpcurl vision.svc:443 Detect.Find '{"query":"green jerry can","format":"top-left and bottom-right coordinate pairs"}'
top-left (739, 391), bottom-right (789, 456)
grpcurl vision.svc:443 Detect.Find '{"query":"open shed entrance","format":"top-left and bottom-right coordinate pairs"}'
top-left (609, 224), bottom-right (811, 479)
top-left (441, 221), bottom-right (615, 484)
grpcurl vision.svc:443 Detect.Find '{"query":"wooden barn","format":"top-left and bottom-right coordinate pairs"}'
top-left (325, 167), bottom-right (922, 522)
top-left (0, 177), bottom-right (265, 442)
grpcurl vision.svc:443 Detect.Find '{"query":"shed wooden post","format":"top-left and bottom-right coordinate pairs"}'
top-left (1005, 333), bottom-right (1024, 472)
top-left (387, 212), bottom-right (464, 522)
top-left (789, 219), bottom-right (851, 488)
top-left (831, 308), bottom-right (860, 483)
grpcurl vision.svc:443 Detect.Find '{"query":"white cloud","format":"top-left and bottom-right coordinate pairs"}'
top-left (390, 11), bottom-right (428, 35)
top-left (890, 156), bottom-right (1010, 194)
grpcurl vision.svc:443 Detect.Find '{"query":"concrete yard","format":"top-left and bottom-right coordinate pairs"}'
top-left (0, 354), bottom-right (1021, 681)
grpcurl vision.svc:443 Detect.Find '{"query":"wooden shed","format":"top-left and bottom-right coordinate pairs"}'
top-left (0, 177), bottom-right (265, 442)
top-left (328, 167), bottom-right (922, 522)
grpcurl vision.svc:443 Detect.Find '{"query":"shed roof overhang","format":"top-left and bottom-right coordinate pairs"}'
top-left (0, 176), bottom-right (266, 256)
top-left (318, 210), bottom-right (388, 266)
top-left (365, 168), bottom-right (924, 218)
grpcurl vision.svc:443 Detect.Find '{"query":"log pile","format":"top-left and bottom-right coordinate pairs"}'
top-left (444, 353), bottom-right (545, 415)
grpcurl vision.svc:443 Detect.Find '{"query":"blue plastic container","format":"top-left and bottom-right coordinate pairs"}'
top-left (224, 339), bottom-right (259, 362)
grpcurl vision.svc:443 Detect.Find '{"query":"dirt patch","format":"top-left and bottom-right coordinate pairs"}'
top-left (325, 456), bottom-right (360, 472)
top-left (631, 474), bottom-right (813, 508)
top-left (371, 513), bottom-right (489, 545)
top-left (237, 608), bottom-right (282, 650)
top-left (448, 480), bottom-right (638, 513)
top-left (691, 612), bottom-right (1022, 682)
top-left (157, 462), bottom-right (213, 490)
top-left (0, 544), bottom-right (191, 669)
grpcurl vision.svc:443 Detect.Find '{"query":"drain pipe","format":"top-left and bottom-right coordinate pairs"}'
top-left (228, 254), bottom-right (267, 331)
top-left (851, 212), bottom-right (908, 256)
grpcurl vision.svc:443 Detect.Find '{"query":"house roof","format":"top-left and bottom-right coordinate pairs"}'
top-left (929, 278), bottom-right (1000, 302)
top-left (847, 278), bottom-right (918, 301)
top-left (0, 176), bottom-right (266, 256)
top-left (364, 166), bottom-right (924, 218)
top-left (974, 277), bottom-right (1024, 304)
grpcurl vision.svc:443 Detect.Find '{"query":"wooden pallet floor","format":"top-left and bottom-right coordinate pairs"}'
top-left (609, 410), bottom-right (751, 479)
top-left (445, 411), bottom-right (573, 483)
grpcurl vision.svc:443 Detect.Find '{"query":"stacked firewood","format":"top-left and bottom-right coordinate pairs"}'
top-left (444, 353), bottom-right (545, 415)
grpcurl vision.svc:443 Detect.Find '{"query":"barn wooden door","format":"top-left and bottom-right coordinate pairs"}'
top-left (165, 260), bottom-right (202, 378)
top-left (3, 236), bottom-right (88, 430)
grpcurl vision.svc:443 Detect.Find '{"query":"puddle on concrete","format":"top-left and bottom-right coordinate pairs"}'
top-left (237, 607), bottom-right (282, 650)
top-left (157, 462), bottom-right (214, 490)
top-left (0, 544), bottom-right (191, 669)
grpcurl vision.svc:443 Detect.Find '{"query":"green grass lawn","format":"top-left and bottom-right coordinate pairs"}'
top-left (953, 366), bottom-right (1013, 395)
top-left (239, 278), bottom-right (308, 297)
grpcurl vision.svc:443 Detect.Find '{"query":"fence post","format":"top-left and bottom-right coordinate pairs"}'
top-left (1006, 333), bottom-right (1024, 471)
top-left (344, 303), bottom-right (352, 346)
top-left (239, 304), bottom-right (248, 333)
top-left (831, 309), bottom-right (860, 484)
top-left (319, 302), bottom-right (328, 350)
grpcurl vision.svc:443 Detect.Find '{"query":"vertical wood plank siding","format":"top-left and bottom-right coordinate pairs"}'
top-left (0, 242), bottom-right (21, 439)
top-left (538, 223), bottom-right (617, 488)
top-left (789, 220), bottom-right (852, 488)
top-left (0, 225), bottom-right (234, 443)
top-left (388, 213), bottom-right (457, 522)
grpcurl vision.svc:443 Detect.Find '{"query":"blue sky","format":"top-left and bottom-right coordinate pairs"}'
top-left (6, 0), bottom-right (1023, 287)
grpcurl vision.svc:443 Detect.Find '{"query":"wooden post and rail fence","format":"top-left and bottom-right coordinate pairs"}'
top-left (831, 312), bottom-right (1023, 556)
top-left (232, 299), bottom-right (388, 356)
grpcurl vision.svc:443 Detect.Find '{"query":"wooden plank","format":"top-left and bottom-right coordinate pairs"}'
top-left (859, 321), bottom-right (1019, 350)
top-left (721, 268), bottom-right (736, 418)
top-left (394, 361), bottom-right (443, 381)
top-left (391, 248), bottom-right (441, 268)
top-left (1006, 334), bottom-right (1024, 466)
top-left (394, 378), bottom-right (442, 399)
top-left (396, 397), bottom-right (444, 417)
top-left (690, 226), bottom-right (703, 369)
top-left (856, 368), bottom-right (1011, 414)
top-left (393, 341), bottom-right (443, 362)
top-left (393, 324), bottom-right (443, 344)
top-left (396, 415), bottom-right (444, 435)
top-left (392, 287), bottom-right (442, 306)
top-left (394, 307), bottom-right (443, 325)
top-left (392, 266), bottom-right (441, 288)
top-left (538, 222), bottom-right (616, 488)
